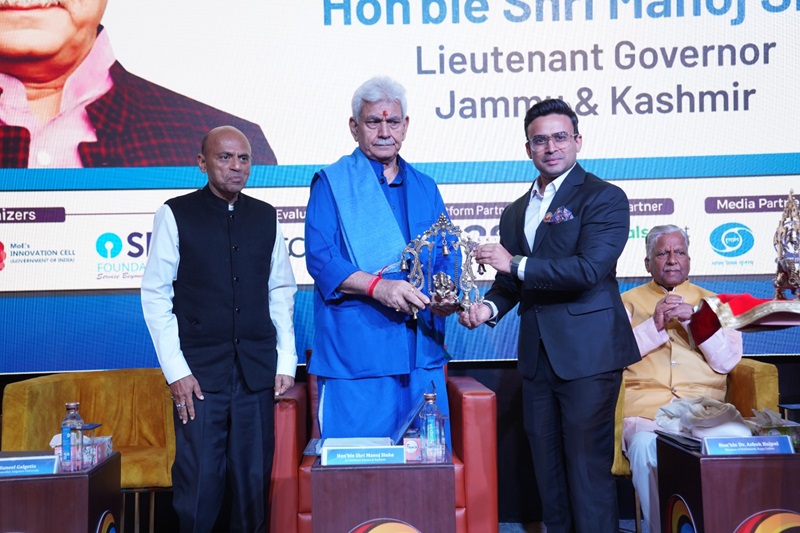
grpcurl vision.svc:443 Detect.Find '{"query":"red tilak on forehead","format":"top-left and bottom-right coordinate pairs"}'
top-left (382, 110), bottom-right (388, 118)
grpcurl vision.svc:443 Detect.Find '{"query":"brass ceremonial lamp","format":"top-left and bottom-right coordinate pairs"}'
top-left (774, 189), bottom-right (800, 300)
top-left (400, 213), bottom-right (485, 318)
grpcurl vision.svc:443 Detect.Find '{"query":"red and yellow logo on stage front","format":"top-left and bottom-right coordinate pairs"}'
top-left (349, 518), bottom-right (421, 533)
top-left (667, 495), bottom-right (800, 533)
top-left (666, 494), bottom-right (697, 533)
top-left (95, 511), bottom-right (117, 533)
top-left (735, 510), bottom-right (800, 533)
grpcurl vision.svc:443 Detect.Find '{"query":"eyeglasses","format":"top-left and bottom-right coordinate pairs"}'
top-left (528, 131), bottom-right (578, 151)
top-left (362, 117), bottom-right (405, 130)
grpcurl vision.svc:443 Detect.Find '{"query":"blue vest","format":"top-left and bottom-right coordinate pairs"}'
top-left (167, 186), bottom-right (278, 392)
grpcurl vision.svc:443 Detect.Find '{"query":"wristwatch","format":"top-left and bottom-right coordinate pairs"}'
top-left (510, 255), bottom-right (524, 278)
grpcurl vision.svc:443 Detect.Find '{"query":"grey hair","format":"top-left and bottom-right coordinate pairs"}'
top-left (351, 76), bottom-right (407, 123)
top-left (645, 225), bottom-right (689, 259)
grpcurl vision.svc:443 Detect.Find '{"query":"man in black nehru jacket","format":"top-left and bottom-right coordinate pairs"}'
top-left (141, 126), bottom-right (296, 532)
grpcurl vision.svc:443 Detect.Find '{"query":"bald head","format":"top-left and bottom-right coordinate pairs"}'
top-left (200, 126), bottom-right (250, 157)
top-left (197, 126), bottom-right (252, 203)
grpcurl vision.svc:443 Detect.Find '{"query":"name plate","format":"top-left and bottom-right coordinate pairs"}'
top-left (704, 435), bottom-right (795, 455)
top-left (319, 437), bottom-right (406, 466)
top-left (0, 455), bottom-right (59, 477)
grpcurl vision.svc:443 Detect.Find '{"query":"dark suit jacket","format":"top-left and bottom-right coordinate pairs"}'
top-left (486, 163), bottom-right (640, 380)
top-left (0, 62), bottom-right (276, 168)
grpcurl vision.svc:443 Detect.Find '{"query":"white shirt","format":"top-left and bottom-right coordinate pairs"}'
top-left (141, 203), bottom-right (298, 384)
top-left (515, 164), bottom-right (574, 280)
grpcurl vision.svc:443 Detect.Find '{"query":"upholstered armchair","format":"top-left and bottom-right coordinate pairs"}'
top-left (1, 368), bottom-right (175, 532)
top-left (612, 357), bottom-right (780, 532)
top-left (270, 371), bottom-right (499, 533)
top-left (2, 369), bottom-right (311, 533)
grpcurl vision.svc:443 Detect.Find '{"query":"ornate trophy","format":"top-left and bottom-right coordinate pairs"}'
top-left (401, 213), bottom-right (485, 318)
top-left (774, 189), bottom-right (800, 300)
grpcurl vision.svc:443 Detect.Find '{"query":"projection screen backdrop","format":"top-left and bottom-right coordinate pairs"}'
top-left (1, 1), bottom-right (798, 372)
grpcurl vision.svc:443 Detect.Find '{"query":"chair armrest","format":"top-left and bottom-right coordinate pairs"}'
top-left (726, 358), bottom-right (779, 416)
top-left (276, 383), bottom-right (308, 461)
top-left (270, 383), bottom-right (307, 533)
top-left (307, 374), bottom-right (321, 439)
top-left (447, 376), bottom-right (498, 533)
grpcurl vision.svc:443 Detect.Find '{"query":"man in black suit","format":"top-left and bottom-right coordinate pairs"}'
top-left (459, 99), bottom-right (640, 532)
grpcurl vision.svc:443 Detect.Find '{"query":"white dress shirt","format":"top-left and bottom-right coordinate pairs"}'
top-left (515, 164), bottom-right (574, 280)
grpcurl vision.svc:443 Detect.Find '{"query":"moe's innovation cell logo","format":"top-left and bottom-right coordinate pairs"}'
top-left (709, 223), bottom-right (754, 258)
top-left (96, 233), bottom-right (123, 259)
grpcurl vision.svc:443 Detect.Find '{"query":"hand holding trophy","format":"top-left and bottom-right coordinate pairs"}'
top-left (401, 213), bottom-right (485, 319)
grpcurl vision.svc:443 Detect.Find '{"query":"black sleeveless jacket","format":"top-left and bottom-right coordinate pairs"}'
top-left (167, 185), bottom-right (278, 392)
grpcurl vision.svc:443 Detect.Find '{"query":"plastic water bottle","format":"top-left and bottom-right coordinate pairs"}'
top-left (61, 402), bottom-right (84, 472)
top-left (419, 392), bottom-right (445, 463)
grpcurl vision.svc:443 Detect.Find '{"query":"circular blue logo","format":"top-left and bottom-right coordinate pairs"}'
top-left (709, 223), bottom-right (754, 258)
top-left (96, 233), bottom-right (123, 259)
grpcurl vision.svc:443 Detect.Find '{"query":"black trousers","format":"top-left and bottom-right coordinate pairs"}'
top-left (172, 359), bottom-right (275, 533)
top-left (522, 345), bottom-right (621, 533)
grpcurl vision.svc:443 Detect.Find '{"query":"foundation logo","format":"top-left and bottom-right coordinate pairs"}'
top-left (0, 241), bottom-right (5, 271)
top-left (95, 231), bottom-right (148, 281)
top-left (96, 233), bottom-right (124, 259)
top-left (709, 222), bottom-right (754, 258)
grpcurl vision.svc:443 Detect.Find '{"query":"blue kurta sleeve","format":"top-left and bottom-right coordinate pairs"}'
top-left (305, 173), bottom-right (359, 300)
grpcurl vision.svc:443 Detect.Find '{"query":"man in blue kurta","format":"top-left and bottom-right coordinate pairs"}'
top-left (305, 76), bottom-right (458, 443)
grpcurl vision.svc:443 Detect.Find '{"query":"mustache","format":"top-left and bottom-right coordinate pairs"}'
top-left (0, 0), bottom-right (63, 6)
top-left (373, 139), bottom-right (396, 146)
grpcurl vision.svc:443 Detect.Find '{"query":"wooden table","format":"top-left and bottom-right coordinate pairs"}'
top-left (657, 436), bottom-right (800, 532)
top-left (311, 457), bottom-right (456, 533)
top-left (0, 451), bottom-right (121, 532)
